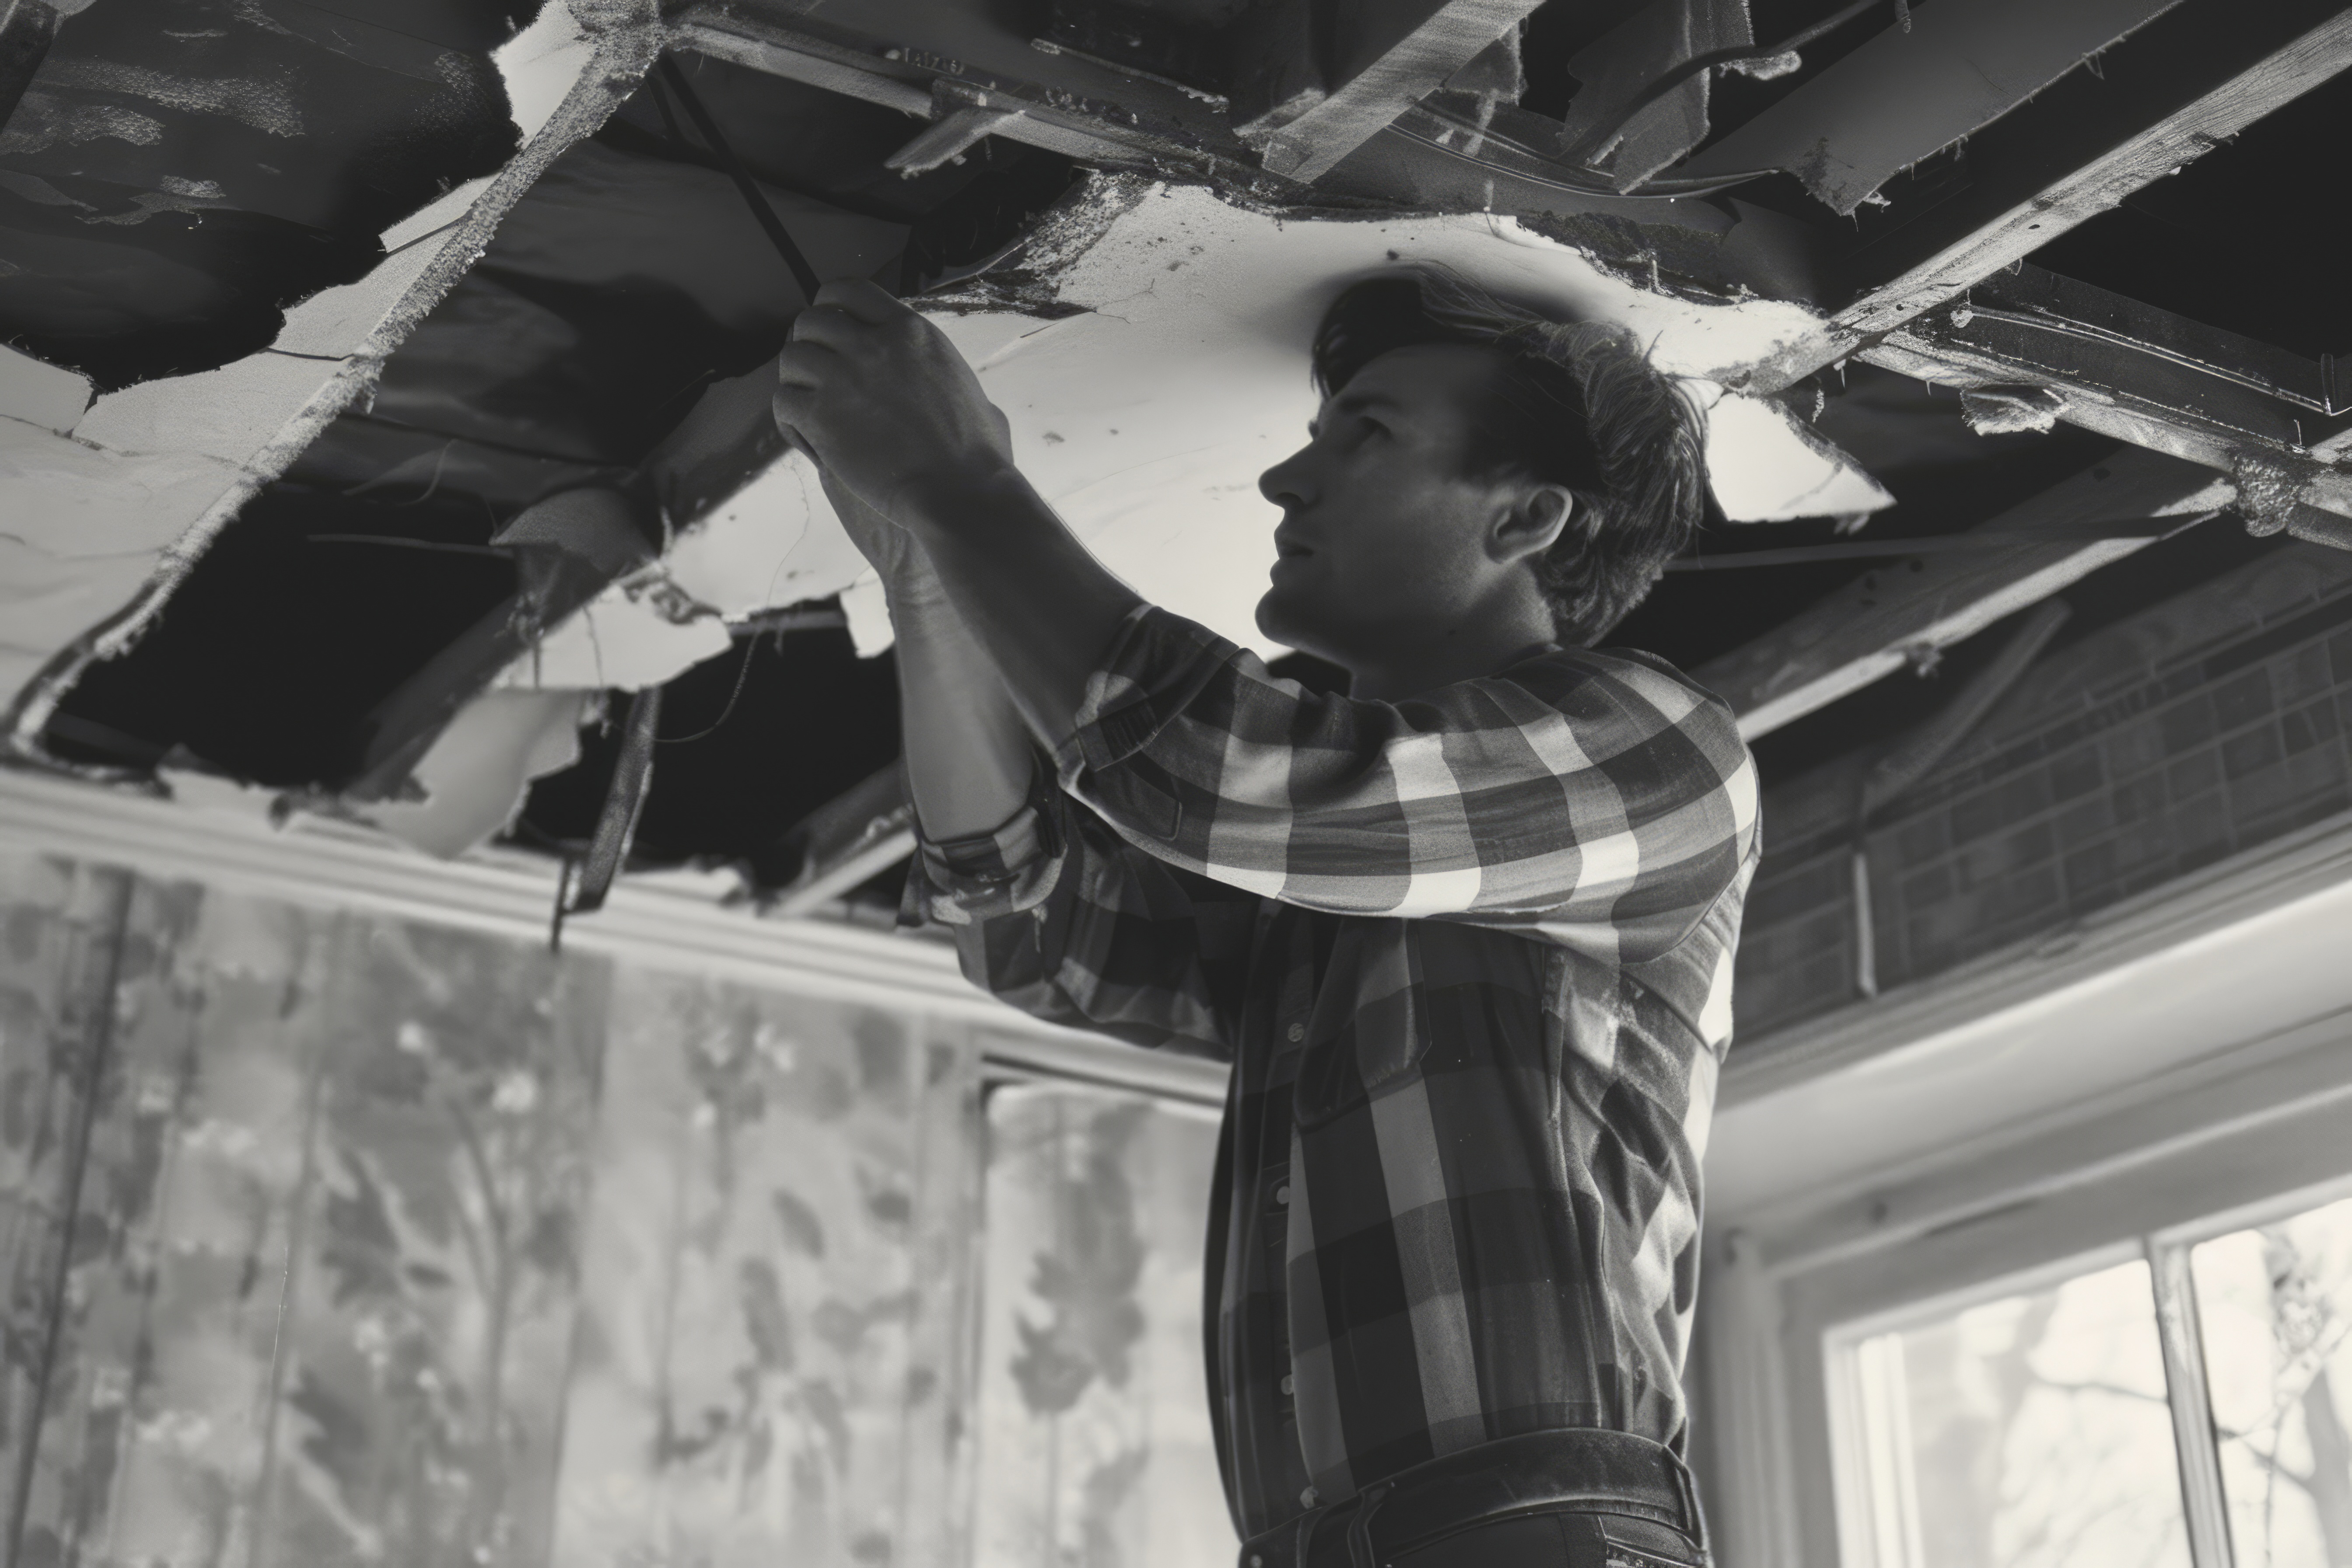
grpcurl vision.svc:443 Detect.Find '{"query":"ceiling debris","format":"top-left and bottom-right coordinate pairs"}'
top-left (2, 0), bottom-right (667, 765)
top-left (3, 0), bottom-right (2349, 939)
top-left (1960, 385), bottom-right (2067, 438)
top-left (662, 174), bottom-right (1894, 657)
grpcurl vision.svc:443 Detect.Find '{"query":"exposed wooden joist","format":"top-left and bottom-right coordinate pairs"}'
top-left (1740, 0), bottom-right (2352, 394)
top-left (1694, 446), bottom-right (2233, 740)
top-left (1864, 271), bottom-right (2352, 525)
top-left (764, 762), bottom-right (915, 919)
top-left (1235, 0), bottom-right (1548, 183)
top-left (672, 7), bottom-right (1257, 182)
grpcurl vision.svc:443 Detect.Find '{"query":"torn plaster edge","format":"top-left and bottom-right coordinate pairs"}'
top-left (928, 168), bottom-right (1841, 387)
top-left (916, 170), bottom-right (1162, 316)
top-left (925, 168), bottom-right (1711, 310)
top-left (0, 5), bottom-right (667, 777)
top-left (1750, 388), bottom-right (1898, 514)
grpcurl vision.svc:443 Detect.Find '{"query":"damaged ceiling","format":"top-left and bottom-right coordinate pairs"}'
top-left (4, 0), bottom-right (2350, 943)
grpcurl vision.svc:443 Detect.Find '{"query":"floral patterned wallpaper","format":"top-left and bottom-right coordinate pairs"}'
top-left (0, 847), bottom-right (1228, 1568)
top-left (974, 1084), bottom-right (1225, 1568)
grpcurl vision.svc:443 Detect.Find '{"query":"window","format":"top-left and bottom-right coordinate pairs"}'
top-left (2190, 1195), bottom-right (2352, 1568)
top-left (1828, 1183), bottom-right (2352, 1568)
top-left (971, 1081), bottom-right (1232, 1568)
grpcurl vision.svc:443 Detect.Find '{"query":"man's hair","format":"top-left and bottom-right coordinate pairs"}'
top-left (1309, 269), bottom-right (1708, 645)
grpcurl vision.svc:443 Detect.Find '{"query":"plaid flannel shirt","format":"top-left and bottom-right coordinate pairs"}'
top-left (911, 606), bottom-right (1759, 1542)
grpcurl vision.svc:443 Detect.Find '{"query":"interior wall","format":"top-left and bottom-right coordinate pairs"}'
top-left (0, 847), bottom-right (1222, 1568)
top-left (1734, 539), bottom-right (2352, 1042)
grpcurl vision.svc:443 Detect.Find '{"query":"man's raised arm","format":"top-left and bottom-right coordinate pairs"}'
top-left (819, 474), bottom-right (1032, 843)
top-left (775, 280), bottom-right (1143, 754)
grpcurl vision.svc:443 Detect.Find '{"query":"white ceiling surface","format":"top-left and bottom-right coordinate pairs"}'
top-left (645, 181), bottom-right (1894, 665)
top-left (1705, 868), bottom-right (2352, 1222)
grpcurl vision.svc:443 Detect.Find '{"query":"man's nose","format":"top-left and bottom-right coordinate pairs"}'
top-left (1259, 445), bottom-right (1315, 508)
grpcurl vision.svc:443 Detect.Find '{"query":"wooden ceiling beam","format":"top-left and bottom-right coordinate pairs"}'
top-left (1235, 0), bottom-right (1549, 182)
top-left (763, 762), bottom-right (914, 918)
top-left (1862, 266), bottom-right (2352, 526)
top-left (672, 7), bottom-right (1264, 184)
top-left (1694, 446), bottom-right (2234, 741)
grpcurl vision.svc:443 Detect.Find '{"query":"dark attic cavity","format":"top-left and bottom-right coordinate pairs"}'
top-left (47, 484), bottom-right (522, 782)
top-left (1612, 367), bottom-right (2118, 672)
top-left (514, 624), bottom-right (903, 891)
top-left (0, 0), bottom-right (540, 389)
top-left (43, 52), bottom-right (1082, 894)
top-left (2025, 66), bottom-right (2352, 367)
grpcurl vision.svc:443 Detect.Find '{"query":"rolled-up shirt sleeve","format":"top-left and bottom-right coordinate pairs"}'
top-left (906, 775), bottom-right (1068, 928)
top-left (907, 765), bottom-right (1249, 1059)
top-left (1054, 605), bottom-right (1759, 967)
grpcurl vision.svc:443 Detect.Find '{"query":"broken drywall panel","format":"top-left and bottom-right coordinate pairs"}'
top-left (0, 420), bottom-right (238, 560)
top-left (0, 537), bottom-right (152, 696)
top-left (1960, 385), bottom-right (2068, 437)
top-left (70, 348), bottom-right (357, 466)
top-left (665, 444), bottom-right (872, 618)
top-left (4, 0), bottom-right (664, 752)
top-left (267, 231), bottom-right (457, 356)
top-left (381, 176), bottom-right (498, 250)
top-left (1678, 0), bottom-right (2184, 215)
top-left (364, 688), bottom-right (593, 858)
top-left (0, 342), bottom-right (89, 430)
top-left (1700, 389), bottom-right (1896, 521)
top-left (496, 0), bottom-right (606, 142)
top-left (492, 576), bottom-right (735, 693)
top-left (664, 177), bottom-right (1883, 655)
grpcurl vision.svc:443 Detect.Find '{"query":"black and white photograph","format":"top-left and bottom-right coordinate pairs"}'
top-left (2, 2), bottom-right (2348, 1564)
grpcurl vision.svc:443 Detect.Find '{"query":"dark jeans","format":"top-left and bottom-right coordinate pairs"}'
top-left (1237, 1429), bottom-right (1710, 1568)
top-left (1384, 1507), bottom-right (1706, 1567)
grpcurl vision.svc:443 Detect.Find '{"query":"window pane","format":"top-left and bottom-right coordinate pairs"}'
top-left (2190, 1194), bottom-right (2352, 1568)
top-left (974, 1083), bottom-right (1231, 1568)
top-left (1848, 1257), bottom-right (2190, 1568)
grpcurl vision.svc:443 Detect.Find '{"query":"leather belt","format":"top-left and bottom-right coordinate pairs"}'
top-left (1235, 1428), bottom-right (1709, 1568)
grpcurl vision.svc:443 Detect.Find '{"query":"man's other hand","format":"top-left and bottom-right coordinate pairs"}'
top-left (773, 279), bottom-right (1016, 522)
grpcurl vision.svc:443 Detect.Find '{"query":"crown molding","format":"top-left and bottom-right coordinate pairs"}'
top-left (0, 766), bottom-right (1232, 1104)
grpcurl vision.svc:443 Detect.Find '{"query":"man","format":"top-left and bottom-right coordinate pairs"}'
top-left (774, 267), bottom-right (1758, 1568)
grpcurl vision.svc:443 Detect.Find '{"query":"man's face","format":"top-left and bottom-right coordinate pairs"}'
top-left (1255, 343), bottom-right (1536, 668)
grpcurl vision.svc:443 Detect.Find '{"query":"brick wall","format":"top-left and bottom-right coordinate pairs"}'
top-left (1735, 542), bottom-right (2352, 1041)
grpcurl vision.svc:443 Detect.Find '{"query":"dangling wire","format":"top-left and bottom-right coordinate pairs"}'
top-left (651, 54), bottom-right (824, 300)
top-left (1561, 0), bottom-right (1889, 165)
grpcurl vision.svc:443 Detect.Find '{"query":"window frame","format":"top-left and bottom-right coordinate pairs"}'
top-left (1700, 1005), bottom-right (2352, 1568)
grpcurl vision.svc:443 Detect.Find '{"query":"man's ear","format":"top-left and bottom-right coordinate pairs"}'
top-left (1490, 483), bottom-right (1575, 564)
